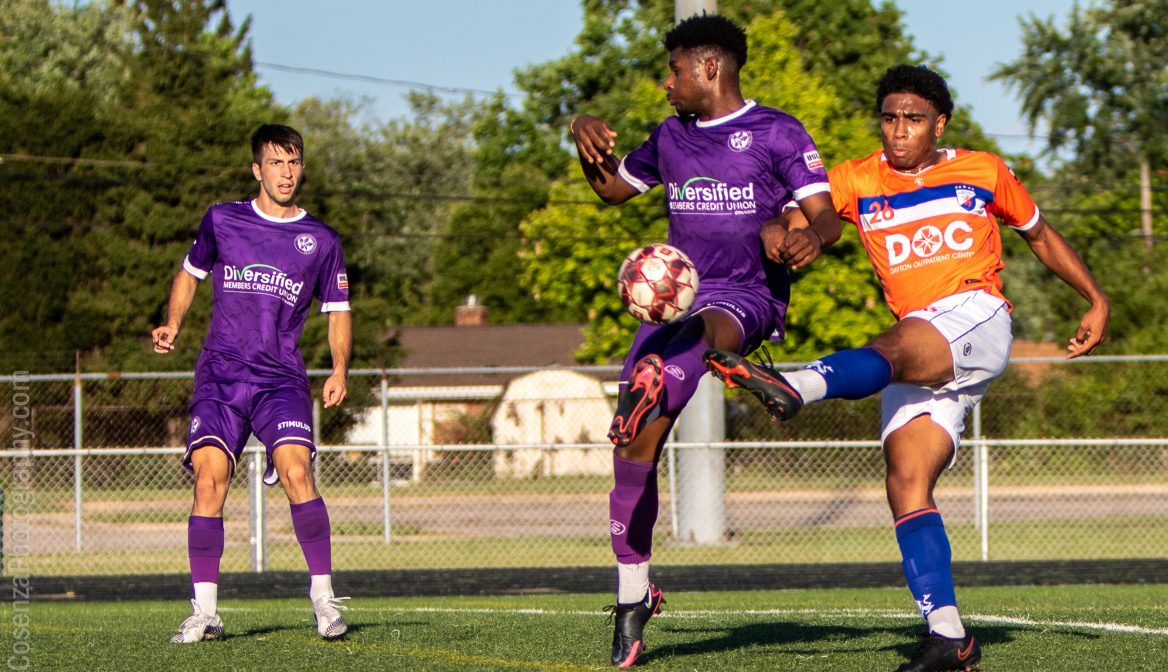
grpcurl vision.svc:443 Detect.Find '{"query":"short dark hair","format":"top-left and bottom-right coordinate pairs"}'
top-left (875, 65), bottom-right (954, 120)
top-left (664, 13), bottom-right (747, 70)
top-left (250, 124), bottom-right (303, 163)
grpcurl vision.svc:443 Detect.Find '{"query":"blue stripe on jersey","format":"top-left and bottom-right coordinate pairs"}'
top-left (858, 184), bottom-right (995, 215)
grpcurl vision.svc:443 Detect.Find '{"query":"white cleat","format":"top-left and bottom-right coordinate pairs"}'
top-left (170, 599), bottom-right (225, 644)
top-left (312, 596), bottom-right (350, 640)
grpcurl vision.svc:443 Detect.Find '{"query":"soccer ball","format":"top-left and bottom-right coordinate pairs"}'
top-left (618, 243), bottom-right (699, 324)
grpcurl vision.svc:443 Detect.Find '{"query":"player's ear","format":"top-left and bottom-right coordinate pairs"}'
top-left (934, 114), bottom-right (948, 139)
top-left (251, 162), bottom-right (262, 182)
top-left (704, 55), bottom-right (719, 81)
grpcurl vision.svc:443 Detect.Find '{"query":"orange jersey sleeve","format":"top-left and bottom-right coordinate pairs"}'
top-left (831, 149), bottom-right (1039, 318)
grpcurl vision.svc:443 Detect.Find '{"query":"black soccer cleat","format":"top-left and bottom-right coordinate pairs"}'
top-left (606, 583), bottom-right (666, 668)
top-left (608, 355), bottom-right (665, 447)
top-left (895, 632), bottom-right (982, 672)
top-left (703, 349), bottom-right (804, 421)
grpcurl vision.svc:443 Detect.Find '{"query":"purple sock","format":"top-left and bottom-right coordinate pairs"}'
top-left (188, 516), bottom-right (224, 584)
top-left (659, 333), bottom-right (709, 417)
top-left (609, 455), bottom-right (658, 563)
top-left (291, 497), bottom-right (332, 576)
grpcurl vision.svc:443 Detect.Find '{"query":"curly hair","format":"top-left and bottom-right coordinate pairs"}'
top-left (663, 13), bottom-right (747, 70)
top-left (251, 124), bottom-right (304, 164)
top-left (875, 65), bottom-right (954, 120)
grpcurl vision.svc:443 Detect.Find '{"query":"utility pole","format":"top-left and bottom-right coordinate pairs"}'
top-left (672, 0), bottom-right (724, 546)
top-left (675, 0), bottom-right (714, 21)
top-left (1140, 157), bottom-right (1153, 251)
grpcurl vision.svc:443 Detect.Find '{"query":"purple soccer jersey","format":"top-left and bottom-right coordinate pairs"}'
top-left (618, 101), bottom-right (829, 338)
top-left (183, 199), bottom-right (350, 385)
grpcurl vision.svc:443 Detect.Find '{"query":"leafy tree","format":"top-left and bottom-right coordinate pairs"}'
top-left (991, 0), bottom-right (1167, 243)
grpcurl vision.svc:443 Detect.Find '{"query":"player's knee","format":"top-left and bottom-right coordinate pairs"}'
top-left (281, 462), bottom-right (313, 491)
top-left (885, 462), bottom-right (932, 497)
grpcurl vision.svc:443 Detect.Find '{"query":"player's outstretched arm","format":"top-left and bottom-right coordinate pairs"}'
top-left (570, 114), bottom-right (638, 205)
top-left (152, 270), bottom-right (199, 354)
top-left (322, 310), bottom-right (351, 408)
top-left (1021, 216), bottom-right (1110, 358)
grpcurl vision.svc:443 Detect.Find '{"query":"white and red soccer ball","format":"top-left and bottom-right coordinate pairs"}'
top-left (617, 243), bottom-right (699, 324)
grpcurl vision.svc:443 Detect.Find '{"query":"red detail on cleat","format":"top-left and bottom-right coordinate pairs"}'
top-left (614, 640), bottom-right (642, 669)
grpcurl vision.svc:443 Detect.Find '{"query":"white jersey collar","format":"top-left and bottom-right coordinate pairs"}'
top-left (695, 100), bottom-right (757, 127)
top-left (250, 199), bottom-right (307, 223)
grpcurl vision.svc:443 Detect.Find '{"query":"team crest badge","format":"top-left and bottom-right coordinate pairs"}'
top-left (955, 186), bottom-right (978, 212)
top-left (295, 233), bottom-right (317, 254)
top-left (728, 130), bottom-right (752, 152)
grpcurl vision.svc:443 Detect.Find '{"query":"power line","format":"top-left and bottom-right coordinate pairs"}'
top-left (254, 62), bottom-right (518, 99)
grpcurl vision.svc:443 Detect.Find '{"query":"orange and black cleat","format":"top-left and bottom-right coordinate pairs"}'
top-left (703, 349), bottom-right (803, 421)
top-left (608, 354), bottom-right (665, 447)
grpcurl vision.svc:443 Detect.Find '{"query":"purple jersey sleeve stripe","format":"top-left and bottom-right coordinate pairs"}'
top-left (617, 159), bottom-right (652, 193)
top-left (792, 182), bottom-right (831, 201)
top-left (183, 256), bottom-right (209, 280)
top-left (320, 301), bottom-right (351, 313)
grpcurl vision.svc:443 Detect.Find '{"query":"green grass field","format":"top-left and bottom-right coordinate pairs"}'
top-left (15, 584), bottom-right (1168, 671)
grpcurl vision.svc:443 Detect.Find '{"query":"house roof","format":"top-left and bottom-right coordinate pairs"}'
top-left (390, 323), bottom-right (617, 386)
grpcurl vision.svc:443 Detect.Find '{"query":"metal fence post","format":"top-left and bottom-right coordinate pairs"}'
top-left (675, 374), bottom-right (726, 544)
top-left (312, 397), bottom-right (321, 483)
top-left (73, 366), bottom-right (83, 552)
top-left (667, 427), bottom-right (679, 540)
top-left (381, 375), bottom-right (392, 544)
top-left (247, 443), bottom-right (266, 572)
top-left (972, 401), bottom-right (989, 561)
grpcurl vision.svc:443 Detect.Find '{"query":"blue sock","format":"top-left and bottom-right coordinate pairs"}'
top-left (895, 509), bottom-right (957, 619)
top-left (813, 347), bottom-right (893, 400)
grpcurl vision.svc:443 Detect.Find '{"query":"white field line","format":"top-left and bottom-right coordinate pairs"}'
top-left (352, 606), bottom-right (1168, 637)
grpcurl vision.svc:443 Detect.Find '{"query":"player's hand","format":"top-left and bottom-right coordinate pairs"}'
top-left (570, 115), bottom-right (618, 165)
top-left (780, 228), bottom-right (825, 271)
top-left (152, 325), bottom-right (178, 354)
top-left (760, 223), bottom-right (788, 263)
top-left (322, 372), bottom-right (348, 408)
top-left (1066, 299), bottom-right (1110, 359)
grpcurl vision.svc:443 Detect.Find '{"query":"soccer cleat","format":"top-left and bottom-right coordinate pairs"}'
top-left (895, 632), bottom-right (982, 672)
top-left (608, 355), bottom-right (665, 447)
top-left (703, 349), bottom-right (803, 421)
top-left (170, 599), bottom-right (225, 644)
top-left (606, 583), bottom-right (666, 668)
top-left (312, 595), bottom-right (350, 640)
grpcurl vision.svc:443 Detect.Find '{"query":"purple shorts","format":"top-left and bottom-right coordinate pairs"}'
top-left (622, 289), bottom-right (779, 379)
top-left (184, 380), bottom-right (316, 486)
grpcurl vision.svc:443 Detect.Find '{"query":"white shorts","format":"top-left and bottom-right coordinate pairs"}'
top-left (881, 291), bottom-right (1013, 462)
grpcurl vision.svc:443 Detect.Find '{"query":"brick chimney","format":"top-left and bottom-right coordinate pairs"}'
top-left (454, 294), bottom-right (489, 327)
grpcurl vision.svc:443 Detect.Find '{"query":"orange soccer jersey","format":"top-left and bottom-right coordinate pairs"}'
top-left (829, 148), bottom-right (1040, 319)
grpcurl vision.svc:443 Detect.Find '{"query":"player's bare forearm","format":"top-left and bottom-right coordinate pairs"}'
top-left (327, 310), bottom-right (352, 378)
top-left (777, 194), bottom-right (841, 270)
top-left (1023, 218), bottom-right (1110, 357)
top-left (323, 311), bottom-right (352, 408)
top-left (571, 114), bottom-right (638, 205)
top-left (152, 270), bottom-right (199, 353)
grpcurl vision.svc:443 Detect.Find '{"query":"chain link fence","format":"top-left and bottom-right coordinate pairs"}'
top-left (2, 356), bottom-right (1167, 576)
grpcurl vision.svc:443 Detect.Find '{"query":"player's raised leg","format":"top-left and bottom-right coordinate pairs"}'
top-left (273, 441), bottom-right (349, 640)
top-left (172, 445), bottom-right (230, 644)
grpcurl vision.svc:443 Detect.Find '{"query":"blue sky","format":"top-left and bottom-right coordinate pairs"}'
top-left (226, 0), bottom-right (1076, 158)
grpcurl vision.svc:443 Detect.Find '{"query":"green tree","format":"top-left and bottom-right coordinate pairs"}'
top-left (991, 0), bottom-right (1167, 245)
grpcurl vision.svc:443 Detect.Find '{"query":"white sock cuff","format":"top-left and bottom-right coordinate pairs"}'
top-left (616, 561), bottom-right (650, 605)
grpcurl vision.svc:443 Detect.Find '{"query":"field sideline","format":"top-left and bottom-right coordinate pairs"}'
top-left (16, 584), bottom-right (1168, 671)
